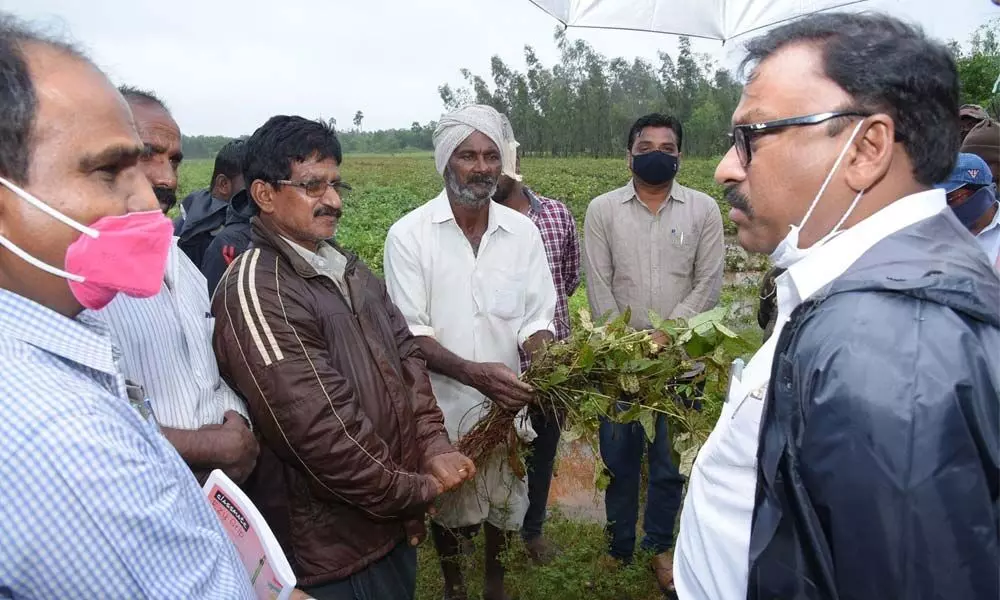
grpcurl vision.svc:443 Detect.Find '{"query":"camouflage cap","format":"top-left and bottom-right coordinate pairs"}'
top-left (961, 119), bottom-right (999, 182)
top-left (959, 104), bottom-right (990, 121)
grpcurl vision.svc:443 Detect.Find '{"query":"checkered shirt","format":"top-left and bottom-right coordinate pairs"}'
top-left (520, 187), bottom-right (581, 371)
top-left (0, 289), bottom-right (253, 599)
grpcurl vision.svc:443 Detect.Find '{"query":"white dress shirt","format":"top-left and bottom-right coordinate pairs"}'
top-left (95, 241), bottom-right (249, 430)
top-left (383, 190), bottom-right (557, 441)
top-left (974, 203), bottom-right (1000, 267)
top-left (674, 189), bottom-right (949, 600)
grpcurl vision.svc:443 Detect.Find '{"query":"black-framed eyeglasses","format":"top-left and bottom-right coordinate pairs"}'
top-left (277, 179), bottom-right (353, 199)
top-left (728, 111), bottom-right (869, 167)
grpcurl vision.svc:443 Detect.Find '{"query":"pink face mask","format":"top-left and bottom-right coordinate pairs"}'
top-left (0, 176), bottom-right (173, 310)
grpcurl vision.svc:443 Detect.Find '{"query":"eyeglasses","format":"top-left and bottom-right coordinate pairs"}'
top-left (277, 179), bottom-right (353, 199)
top-left (728, 111), bottom-right (869, 167)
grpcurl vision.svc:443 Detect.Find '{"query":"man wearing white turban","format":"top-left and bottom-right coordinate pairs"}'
top-left (432, 104), bottom-right (521, 183)
top-left (384, 104), bottom-right (557, 600)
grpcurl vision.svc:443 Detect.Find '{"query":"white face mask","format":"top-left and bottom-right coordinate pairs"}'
top-left (770, 120), bottom-right (867, 269)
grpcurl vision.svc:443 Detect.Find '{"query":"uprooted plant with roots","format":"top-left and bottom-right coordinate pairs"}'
top-left (457, 306), bottom-right (754, 486)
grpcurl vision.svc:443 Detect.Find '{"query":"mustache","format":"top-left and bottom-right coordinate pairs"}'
top-left (467, 174), bottom-right (497, 188)
top-left (444, 167), bottom-right (497, 206)
top-left (153, 186), bottom-right (177, 210)
top-left (314, 206), bottom-right (342, 219)
top-left (724, 185), bottom-right (753, 217)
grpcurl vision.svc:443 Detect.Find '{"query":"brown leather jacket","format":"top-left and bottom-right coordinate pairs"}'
top-left (212, 218), bottom-right (453, 585)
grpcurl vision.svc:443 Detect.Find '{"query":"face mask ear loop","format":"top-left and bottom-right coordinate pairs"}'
top-left (797, 119), bottom-right (866, 230)
top-left (0, 175), bottom-right (99, 238)
top-left (0, 234), bottom-right (85, 282)
top-left (818, 188), bottom-right (866, 247)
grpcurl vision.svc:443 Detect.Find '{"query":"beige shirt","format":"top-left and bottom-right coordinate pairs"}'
top-left (280, 236), bottom-right (352, 309)
top-left (583, 180), bottom-right (724, 327)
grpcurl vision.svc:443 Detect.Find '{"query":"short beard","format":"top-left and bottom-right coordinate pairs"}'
top-left (445, 168), bottom-right (497, 207)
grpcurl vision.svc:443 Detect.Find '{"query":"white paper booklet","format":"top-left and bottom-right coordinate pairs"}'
top-left (203, 469), bottom-right (296, 600)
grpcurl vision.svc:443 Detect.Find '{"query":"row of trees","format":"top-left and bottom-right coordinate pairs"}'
top-left (439, 19), bottom-right (1000, 158)
top-left (181, 118), bottom-right (436, 159)
top-left (181, 20), bottom-right (998, 160)
top-left (439, 31), bottom-right (742, 157)
top-left (338, 121), bottom-right (437, 154)
top-left (181, 135), bottom-right (235, 160)
top-left (950, 19), bottom-right (1000, 117)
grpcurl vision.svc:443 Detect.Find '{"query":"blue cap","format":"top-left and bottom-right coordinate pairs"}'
top-left (936, 153), bottom-right (993, 193)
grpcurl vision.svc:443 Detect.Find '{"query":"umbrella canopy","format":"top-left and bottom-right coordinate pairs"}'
top-left (527, 0), bottom-right (871, 42)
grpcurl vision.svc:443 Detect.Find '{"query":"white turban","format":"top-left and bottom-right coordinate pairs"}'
top-left (433, 104), bottom-right (521, 182)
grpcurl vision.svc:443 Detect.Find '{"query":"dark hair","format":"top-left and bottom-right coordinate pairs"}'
top-left (0, 14), bottom-right (85, 183)
top-left (243, 116), bottom-right (343, 186)
top-left (118, 84), bottom-right (169, 112)
top-left (627, 113), bottom-right (684, 152)
top-left (211, 139), bottom-right (245, 186)
top-left (741, 12), bottom-right (959, 186)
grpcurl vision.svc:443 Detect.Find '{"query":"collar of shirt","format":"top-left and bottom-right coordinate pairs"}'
top-left (979, 202), bottom-right (1000, 237)
top-left (429, 189), bottom-right (518, 234)
top-left (163, 239), bottom-right (182, 292)
top-left (622, 178), bottom-right (686, 206)
top-left (975, 201), bottom-right (1000, 243)
top-left (279, 235), bottom-right (347, 273)
top-left (975, 202), bottom-right (1000, 265)
top-left (782, 188), bottom-right (947, 309)
top-left (0, 288), bottom-right (117, 377)
top-left (523, 186), bottom-right (543, 216)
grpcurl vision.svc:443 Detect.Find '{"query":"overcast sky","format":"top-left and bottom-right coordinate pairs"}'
top-left (3, 0), bottom-right (995, 135)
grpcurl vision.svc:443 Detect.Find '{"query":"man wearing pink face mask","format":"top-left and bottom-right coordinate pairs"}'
top-left (0, 15), bottom-right (253, 599)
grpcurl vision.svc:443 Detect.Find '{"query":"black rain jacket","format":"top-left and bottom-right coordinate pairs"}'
top-left (177, 188), bottom-right (229, 268)
top-left (748, 209), bottom-right (1000, 600)
top-left (202, 189), bottom-right (255, 297)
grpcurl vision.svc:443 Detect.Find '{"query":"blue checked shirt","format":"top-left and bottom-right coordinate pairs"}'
top-left (0, 289), bottom-right (254, 599)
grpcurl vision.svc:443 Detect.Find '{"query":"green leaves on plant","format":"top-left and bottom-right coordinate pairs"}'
top-left (463, 304), bottom-right (749, 474)
top-left (594, 456), bottom-right (611, 492)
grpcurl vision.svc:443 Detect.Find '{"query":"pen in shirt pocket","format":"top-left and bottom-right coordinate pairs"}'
top-left (670, 228), bottom-right (684, 246)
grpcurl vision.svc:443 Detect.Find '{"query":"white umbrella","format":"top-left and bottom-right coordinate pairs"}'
top-left (527, 0), bottom-right (872, 43)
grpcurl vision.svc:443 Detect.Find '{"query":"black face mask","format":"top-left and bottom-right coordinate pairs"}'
top-left (952, 184), bottom-right (998, 228)
top-left (631, 150), bottom-right (679, 186)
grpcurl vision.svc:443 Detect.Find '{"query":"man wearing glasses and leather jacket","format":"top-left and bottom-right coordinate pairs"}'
top-left (212, 115), bottom-right (476, 600)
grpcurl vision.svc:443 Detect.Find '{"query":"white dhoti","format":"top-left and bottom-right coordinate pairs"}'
top-left (429, 374), bottom-right (535, 531)
top-left (385, 103), bottom-right (559, 533)
top-left (431, 449), bottom-right (529, 531)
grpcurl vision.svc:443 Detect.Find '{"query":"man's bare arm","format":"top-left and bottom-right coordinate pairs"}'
top-left (161, 427), bottom-right (222, 466)
top-left (159, 411), bottom-right (258, 483)
top-left (415, 336), bottom-right (533, 411)
top-left (414, 336), bottom-right (478, 387)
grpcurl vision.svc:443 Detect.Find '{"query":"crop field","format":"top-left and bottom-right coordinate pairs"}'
top-left (179, 154), bottom-right (768, 331)
top-left (179, 154), bottom-right (767, 599)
